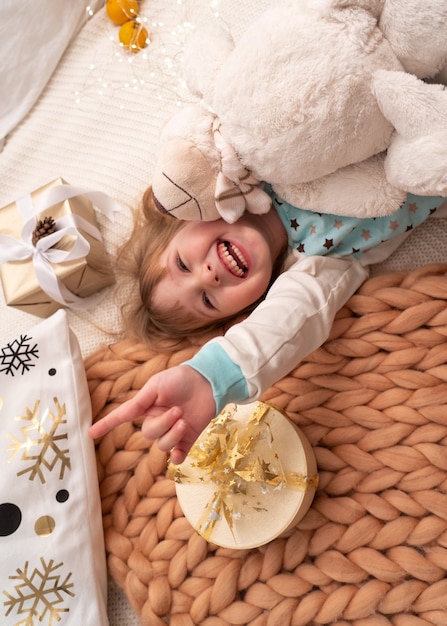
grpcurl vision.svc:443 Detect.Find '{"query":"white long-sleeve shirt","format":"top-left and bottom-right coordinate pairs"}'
top-left (184, 254), bottom-right (368, 412)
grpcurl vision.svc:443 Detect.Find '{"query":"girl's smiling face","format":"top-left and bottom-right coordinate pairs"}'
top-left (152, 211), bottom-right (286, 323)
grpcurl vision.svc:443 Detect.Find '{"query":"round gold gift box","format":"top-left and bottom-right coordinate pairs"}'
top-left (174, 401), bottom-right (318, 549)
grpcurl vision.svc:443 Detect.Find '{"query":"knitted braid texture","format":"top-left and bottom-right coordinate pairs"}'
top-left (85, 263), bottom-right (447, 626)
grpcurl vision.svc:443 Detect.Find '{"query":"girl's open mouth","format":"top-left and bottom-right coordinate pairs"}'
top-left (217, 240), bottom-right (249, 278)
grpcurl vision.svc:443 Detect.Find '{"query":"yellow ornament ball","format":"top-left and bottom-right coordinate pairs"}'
top-left (106, 0), bottom-right (139, 25)
top-left (119, 20), bottom-right (149, 52)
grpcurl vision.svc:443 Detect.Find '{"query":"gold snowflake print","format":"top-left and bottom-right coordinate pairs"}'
top-left (3, 557), bottom-right (74, 624)
top-left (7, 398), bottom-right (71, 483)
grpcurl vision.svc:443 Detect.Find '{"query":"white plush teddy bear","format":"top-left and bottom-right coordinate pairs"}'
top-left (151, 0), bottom-right (447, 223)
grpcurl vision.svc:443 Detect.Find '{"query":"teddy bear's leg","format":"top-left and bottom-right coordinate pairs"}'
top-left (273, 153), bottom-right (407, 218)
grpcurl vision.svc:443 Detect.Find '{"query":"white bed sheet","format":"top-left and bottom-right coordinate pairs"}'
top-left (1, 1), bottom-right (446, 623)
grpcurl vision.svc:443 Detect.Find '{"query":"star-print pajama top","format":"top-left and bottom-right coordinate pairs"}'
top-left (185, 192), bottom-right (445, 415)
top-left (269, 188), bottom-right (443, 260)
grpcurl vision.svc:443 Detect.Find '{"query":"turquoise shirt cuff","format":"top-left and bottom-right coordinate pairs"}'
top-left (183, 342), bottom-right (249, 414)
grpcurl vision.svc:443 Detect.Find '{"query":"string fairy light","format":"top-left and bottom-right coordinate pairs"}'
top-left (74, 0), bottom-right (221, 112)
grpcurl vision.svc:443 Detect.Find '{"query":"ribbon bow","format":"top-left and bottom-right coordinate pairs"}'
top-left (0, 184), bottom-right (122, 310)
top-left (212, 119), bottom-right (272, 223)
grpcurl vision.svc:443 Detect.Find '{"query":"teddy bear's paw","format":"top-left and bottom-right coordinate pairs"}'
top-left (385, 132), bottom-right (447, 197)
top-left (373, 70), bottom-right (447, 139)
top-left (374, 69), bottom-right (447, 196)
top-left (380, 0), bottom-right (447, 77)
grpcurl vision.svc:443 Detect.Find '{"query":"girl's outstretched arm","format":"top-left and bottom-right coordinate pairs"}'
top-left (88, 365), bottom-right (216, 465)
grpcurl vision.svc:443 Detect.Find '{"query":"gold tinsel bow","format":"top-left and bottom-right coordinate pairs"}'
top-left (169, 402), bottom-right (318, 542)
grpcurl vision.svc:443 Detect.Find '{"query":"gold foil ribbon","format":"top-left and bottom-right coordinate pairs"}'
top-left (169, 403), bottom-right (318, 542)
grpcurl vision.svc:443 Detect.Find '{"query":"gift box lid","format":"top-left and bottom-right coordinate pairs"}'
top-left (172, 401), bottom-right (318, 549)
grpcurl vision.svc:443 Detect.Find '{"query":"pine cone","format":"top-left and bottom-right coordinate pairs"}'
top-left (32, 216), bottom-right (57, 246)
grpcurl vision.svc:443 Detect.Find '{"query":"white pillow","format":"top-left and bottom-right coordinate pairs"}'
top-left (0, 310), bottom-right (108, 625)
top-left (0, 0), bottom-right (105, 147)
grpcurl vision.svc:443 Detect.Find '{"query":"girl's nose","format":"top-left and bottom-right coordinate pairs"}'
top-left (204, 263), bottom-right (220, 285)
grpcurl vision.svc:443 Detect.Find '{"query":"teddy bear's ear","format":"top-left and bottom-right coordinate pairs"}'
top-left (373, 69), bottom-right (447, 197)
top-left (182, 22), bottom-right (235, 103)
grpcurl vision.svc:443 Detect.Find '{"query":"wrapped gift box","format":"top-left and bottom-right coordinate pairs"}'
top-left (0, 178), bottom-right (116, 317)
top-left (171, 401), bottom-right (318, 549)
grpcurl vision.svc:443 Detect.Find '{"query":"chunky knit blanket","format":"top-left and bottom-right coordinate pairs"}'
top-left (86, 263), bottom-right (447, 626)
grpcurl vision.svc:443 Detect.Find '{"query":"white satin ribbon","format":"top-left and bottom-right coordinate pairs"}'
top-left (0, 184), bottom-right (123, 310)
top-left (213, 118), bottom-right (272, 223)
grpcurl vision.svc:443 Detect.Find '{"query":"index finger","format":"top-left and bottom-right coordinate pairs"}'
top-left (88, 391), bottom-right (155, 439)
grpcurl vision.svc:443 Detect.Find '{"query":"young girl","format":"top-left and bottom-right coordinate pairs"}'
top-left (89, 186), bottom-right (445, 464)
top-left (114, 187), bottom-right (289, 344)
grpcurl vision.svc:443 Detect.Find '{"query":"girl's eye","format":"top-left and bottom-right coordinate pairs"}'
top-left (203, 293), bottom-right (216, 310)
top-left (177, 255), bottom-right (189, 272)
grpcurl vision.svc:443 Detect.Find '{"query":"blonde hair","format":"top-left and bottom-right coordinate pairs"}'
top-left (118, 187), bottom-right (286, 347)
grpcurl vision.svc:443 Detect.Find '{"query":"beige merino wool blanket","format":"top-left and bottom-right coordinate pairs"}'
top-left (87, 263), bottom-right (447, 626)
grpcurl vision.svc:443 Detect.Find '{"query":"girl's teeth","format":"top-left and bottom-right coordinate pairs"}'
top-left (218, 242), bottom-right (248, 277)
